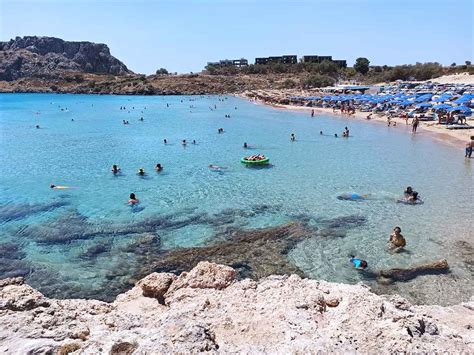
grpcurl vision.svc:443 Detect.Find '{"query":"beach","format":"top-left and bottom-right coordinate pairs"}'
top-left (240, 88), bottom-right (474, 148)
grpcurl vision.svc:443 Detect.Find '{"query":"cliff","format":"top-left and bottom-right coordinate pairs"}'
top-left (0, 36), bottom-right (131, 81)
top-left (1, 262), bottom-right (472, 353)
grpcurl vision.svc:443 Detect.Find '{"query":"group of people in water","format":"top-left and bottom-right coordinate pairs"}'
top-left (349, 186), bottom-right (419, 270)
top-left (111, 163), bottom-right (163, 177)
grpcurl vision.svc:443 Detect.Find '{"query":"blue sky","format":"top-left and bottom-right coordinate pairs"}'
top-left (1, 0), bottom-right (472, 74)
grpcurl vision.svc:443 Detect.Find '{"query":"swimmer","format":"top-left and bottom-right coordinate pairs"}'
top-left (349, 255), bottom-right (368, 270)
top-left (111, 165), bottom-right (121, 174)
top-left (137, 168), bottom-right (146, 176)
top-left (50, 184), bottom-right (70, 190)
top-left (71, 118), bottom-right (74, 122)
top-left (243, 142), bottom-right (248, 149)
top-left (209, 164), bottom-right (221, 171)
top-left (404, 186), bottom-right (414, 198)
top-left (334, 133), bottom-right (338, 138)
top-left (290, 133), bottom-right (296, 141)
top-left (36, 124), bottom-right (40, 129)
top-left (320, 131), bottom-right (323, 135)
top-left (155, 163), bottom-right (163, 172)
top-left (343, 127), bottom-right (350, 137)
top-left (389, 226), bottom-right (406, 250)
top-left (139, 117), bottom-right (144, 121)
top-left (128, 193), bottom-right (139, 205)
top-left (192, 140), bottom-right (196, 144)
top-left (164, 139), bottom-right (167, 144)
top-left (407, 191), bottom-right (419, 202)
top-left (182, 139), bottom-right (187, 146)
top-left (337, 193), bottom-right (369, 201)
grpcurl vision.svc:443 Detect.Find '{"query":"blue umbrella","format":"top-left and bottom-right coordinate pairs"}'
top-left (448, 106), bottom-right (472, 113)
top-left (416, 103), bottom-right (432, 108)
top-left (397, 101), bottom-right (412, 106)
top-left (433, 104), bottom-right (452, 110)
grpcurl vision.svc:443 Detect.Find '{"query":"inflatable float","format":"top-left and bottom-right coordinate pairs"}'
top-left (240, 156), bottom-right (270, 165)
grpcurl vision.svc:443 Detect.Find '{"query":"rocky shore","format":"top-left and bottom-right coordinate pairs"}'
top-left (1, 262), bottom-right (472, 353)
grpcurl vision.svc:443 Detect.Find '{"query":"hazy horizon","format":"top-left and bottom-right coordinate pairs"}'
top-left (1, 0), bottom-right (472, 74)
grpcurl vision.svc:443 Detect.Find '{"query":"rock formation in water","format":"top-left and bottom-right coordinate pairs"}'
top-left (0, 262), bottom-right (472, 353)
top-left (0, 36), bottom-right (132, 81)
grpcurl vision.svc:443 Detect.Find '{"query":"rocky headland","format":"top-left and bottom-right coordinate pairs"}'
top-left (0, 36), bottom-right (131, 81)
top-left (0, 261), bottom-right (472, 353)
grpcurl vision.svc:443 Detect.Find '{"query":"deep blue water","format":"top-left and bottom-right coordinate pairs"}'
top-left (0, 93), bottom-right (472, 304)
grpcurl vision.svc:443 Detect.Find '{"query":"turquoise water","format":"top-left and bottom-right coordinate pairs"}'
top-left (0, 93), bottom-right (472, 304)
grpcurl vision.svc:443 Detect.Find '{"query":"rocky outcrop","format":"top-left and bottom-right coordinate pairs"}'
top-left (0, 36), bottom-right (131, 81)
top-left (0, 262), bottom-right (472, 353)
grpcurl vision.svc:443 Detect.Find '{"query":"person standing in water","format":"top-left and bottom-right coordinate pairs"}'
top-left (290, 133), bottom-right (296, 141)
top-left (128, 193), bottom-right (139, 204)
top-left (412, 117), bottom-right (419, 133)
top-left (465, 136), bottom-right (473, 158)
top-left (311, 109), bottom-right (314, 117)
top-left (389, 227), bottom-right (406, 251)
top-left (111, 165), bottom-right (121, 174)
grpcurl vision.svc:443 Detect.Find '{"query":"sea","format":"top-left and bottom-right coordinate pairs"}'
top-left (0, 93), bottom-right (472, 305)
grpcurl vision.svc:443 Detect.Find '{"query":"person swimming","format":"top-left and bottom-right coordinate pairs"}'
top-left (209, 164), bottom-right (222, 171)
top-left (349, 256), bottom-right (368, 270)
top-left (164, 139), bottom-right (167, 144)
top-left (243, 142), bottom-right (248, 148)
top-left (155, 163), bottom-right (163, 172)
top-left (50, 184), bottom-right (70, 190)
top-left (337, 193), bottom-right (369, 201)
top-left (111, 165), bottom-right (121, 174)
top-left (137, 168), bottom-right (146, 176)
top-left (192, 140), bottom-right (196, 144)
top-left (182, 139), bottom-right (187, 146)
top-left (290, 133), bottom-right (296, 141)
top-left (36, 124), bottom-right (40, 129)
top-left (320, 131), bottom-right (323, 135)
top-left (128, 193), bottom-right (139, 205)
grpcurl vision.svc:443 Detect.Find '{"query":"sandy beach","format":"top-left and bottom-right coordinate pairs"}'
top-left (239, 90), bottom-right (473, 149)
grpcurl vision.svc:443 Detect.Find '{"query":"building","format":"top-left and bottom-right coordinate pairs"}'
top-left (301, 55), bottom-right (346, 68)
top-left (333, 60), bottom-right (347, 68)
top-left (255, 55), bottom-right (297, 65)
top-left (207, 58), bottom-right (248, 68)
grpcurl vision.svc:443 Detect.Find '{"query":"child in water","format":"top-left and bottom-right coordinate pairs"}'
top-left (349, 256), bottom-right (368, 270)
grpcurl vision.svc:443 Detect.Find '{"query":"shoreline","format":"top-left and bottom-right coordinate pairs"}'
top-left (238, 93), bottom-right (473, 149)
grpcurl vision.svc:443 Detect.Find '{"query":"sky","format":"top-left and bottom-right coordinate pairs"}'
top-left (1, 0), bottom-right (473, 74)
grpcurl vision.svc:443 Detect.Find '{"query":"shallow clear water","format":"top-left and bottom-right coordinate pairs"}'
top-left (0, 93), bottom-right (472, 304)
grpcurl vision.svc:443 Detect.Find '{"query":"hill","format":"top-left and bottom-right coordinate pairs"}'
top-left (0, 36), bottom-right (132, 81)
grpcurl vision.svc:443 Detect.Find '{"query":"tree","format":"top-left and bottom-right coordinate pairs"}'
top-left (155, 68), bottom-right (169, 75)
top-left (450, 63), bottom-right (457, 67)
top-left (354, 57), bottom-right (370, 75)
top-left (466, 60), bottom-right (472, 66)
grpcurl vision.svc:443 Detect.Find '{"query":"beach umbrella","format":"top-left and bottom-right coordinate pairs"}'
top-left (448, 106), bottom-right (472, 114)
top-left (414, 94), bottom-right (433, 103)
top-left (416, 103), bottom-right (432, 108)
top-left (433, 104), bottom-right (452, 110)
top-left (397, 101), bottom-right (412, 106)
top-left (454, 94), bottom-right (474, 104)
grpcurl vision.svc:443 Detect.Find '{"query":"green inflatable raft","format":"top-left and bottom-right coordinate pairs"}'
top-left (240, 156), bottom-right (270, 165)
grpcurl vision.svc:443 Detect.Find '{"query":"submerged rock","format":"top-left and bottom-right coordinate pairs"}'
top-left (0, 263), bottom-right (472, 353)
top-left (142, 222), bottom-right (312, 280)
